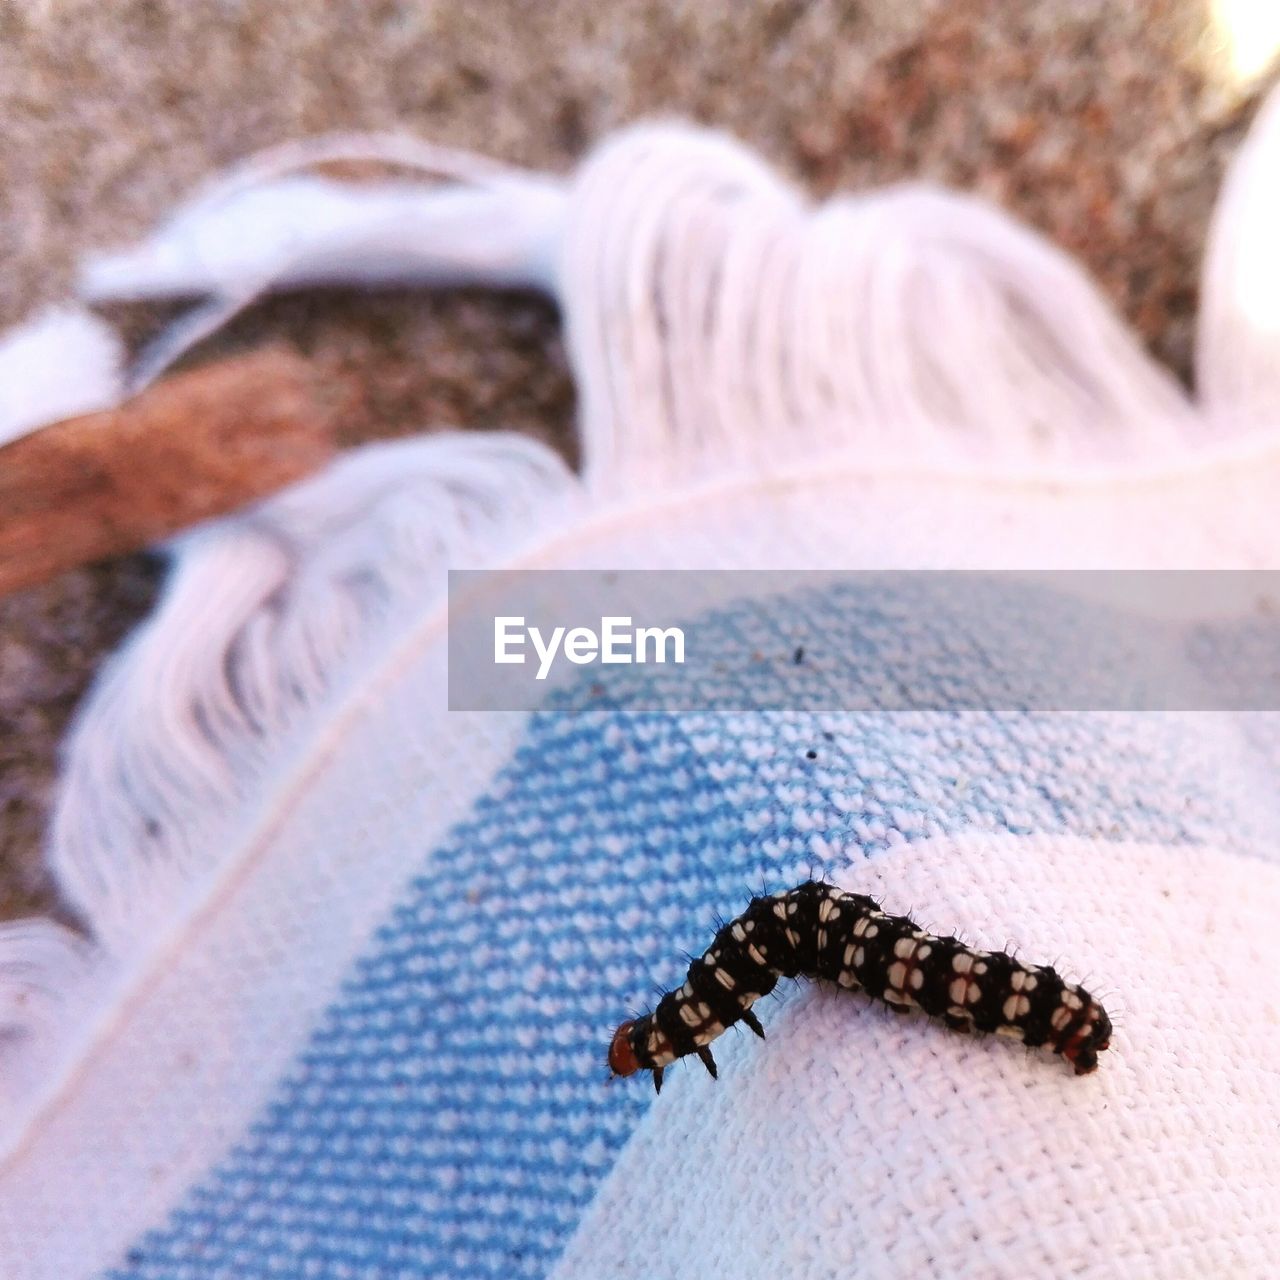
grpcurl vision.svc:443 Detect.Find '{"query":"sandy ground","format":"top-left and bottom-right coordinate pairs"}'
top-left (0, 0), bottom-right (1274, 918)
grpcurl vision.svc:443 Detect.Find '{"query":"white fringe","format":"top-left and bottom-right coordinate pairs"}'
top-left (0, 921), bottom-right (95, 1114)
top-left (1198, 84), bottom-right (1280, 426)
top-left (0, 306), bottom-right (124, 445)
top-left (0, 430), bottom-right (578, 1152)
top-left (559, 124), bottom-right (1198, 494)
top-left (79, 131), bottom-right (567, 391)
top-left (3, 86), bottom-right (1280, 1150)
top-left (47, 432), bottom-right (576, 948)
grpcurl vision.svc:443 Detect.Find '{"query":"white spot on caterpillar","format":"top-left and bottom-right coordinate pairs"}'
top-left (893, 937), bottom-right (933, 963)
top-left (714, 968), bottom-right (735, 990)
top-left (679, 1004), bottom-right (701, 1027)
top-left (748, 944), bottom-right (768, 966)
top-left (1010, 970), bottom-right (1038, 992)
top-left (1003, 994), bottom-right (1032, 1021)
top-left (995, 1025), bottom-right (1026, 1040)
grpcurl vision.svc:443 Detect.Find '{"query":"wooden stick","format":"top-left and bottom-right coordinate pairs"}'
top-left (0, 350), bottom-right (344, 598)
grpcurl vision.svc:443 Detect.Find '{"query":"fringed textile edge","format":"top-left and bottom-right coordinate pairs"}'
top-left (559, 123), bottom-right (1199, 494)
top-left (78, 131), bottom-right (567, 392)
top-left (0, 431), bottom-right (581, 1155)
top-left (1197, 84), bottom-right (1280, 426)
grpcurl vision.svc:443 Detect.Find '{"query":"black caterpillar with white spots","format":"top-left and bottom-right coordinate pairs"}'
top-left (608, 881), bottom-right (1111, 1091)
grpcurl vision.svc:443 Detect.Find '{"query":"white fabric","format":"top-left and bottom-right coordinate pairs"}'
top-left (560, 127), bottom-right (1199, 494)
top-left (2, 471), bottom-right (1279, 1278)
top-left (0, 432), bottom-right (580, 1162)
top-left (79, 132), bottom-right (566, 391)
top-left (0, 306), bottom-right (124, 446)
top-left (553, 835), bottom-right (1280, 1280)
top-left (2, 80), bottom-right (1280, 1279)
top-left (1198, 83), bottom-right (1280, 425)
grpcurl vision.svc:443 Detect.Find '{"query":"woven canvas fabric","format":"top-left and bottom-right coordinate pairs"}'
top-left (88, 582), bottom-right (1280, 1278)
top-left (3, 85), bottom-right (1280, 1280)
top-left (552, 833), bottom-right (1280, 1279)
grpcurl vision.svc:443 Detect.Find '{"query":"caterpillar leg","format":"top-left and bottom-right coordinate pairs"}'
top-left (652, 1067), bottom-right (665, 1095)
top-left (740, 1008), bottom-right (766, 1039)
top-left (697, 1047), bottom-right (718, 1079)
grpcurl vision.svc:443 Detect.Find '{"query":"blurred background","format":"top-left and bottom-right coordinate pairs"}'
top-left (1, 0), bottom-right (1278, 919)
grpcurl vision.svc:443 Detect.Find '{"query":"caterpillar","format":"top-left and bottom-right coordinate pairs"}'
top-left (608, 880), bottom-right (1111, 1091)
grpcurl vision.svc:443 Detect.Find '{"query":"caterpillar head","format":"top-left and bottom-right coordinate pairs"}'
top-left (607, 1020), bottom-right (641, 1077)
top-left (1064, 1001), bottom-right (1113, 1075)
